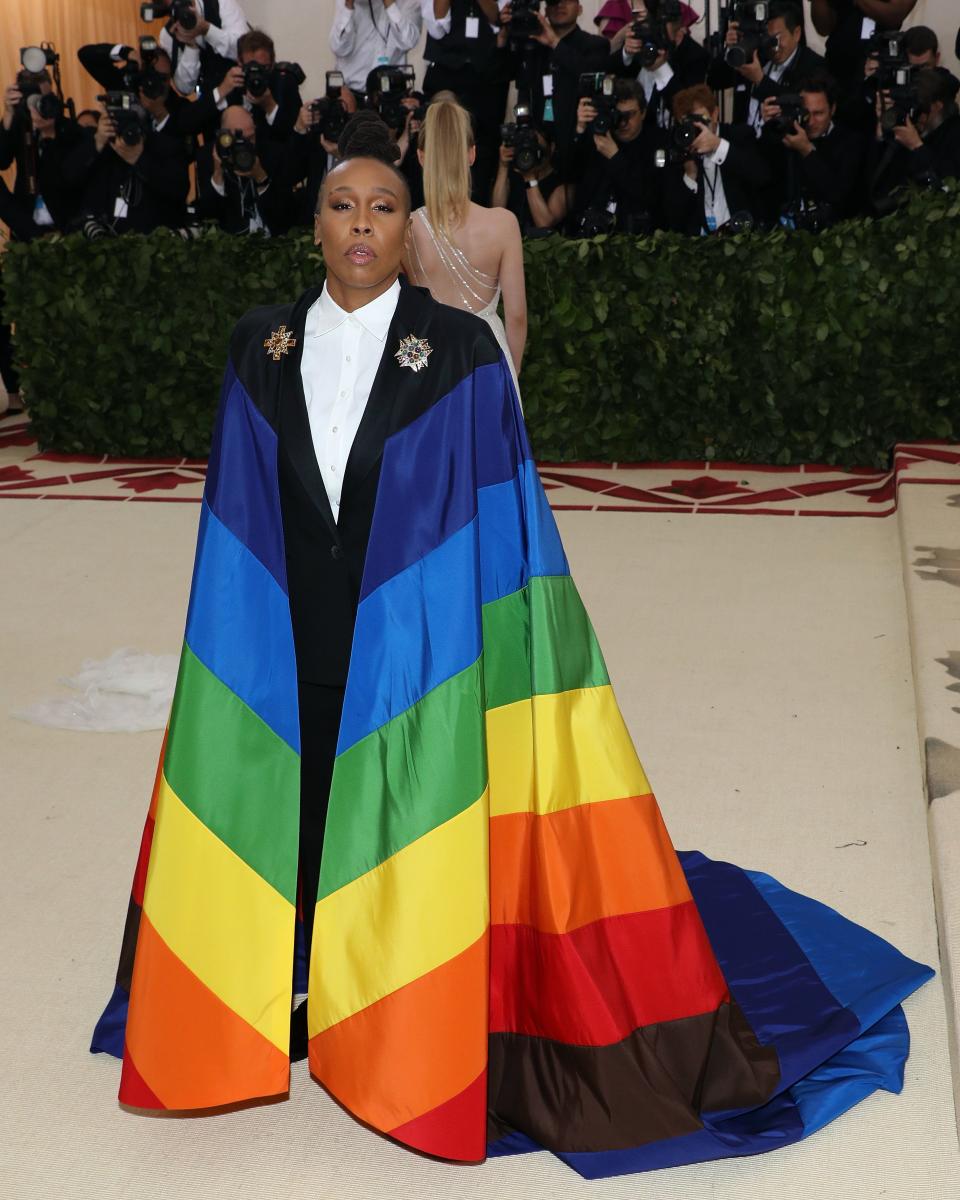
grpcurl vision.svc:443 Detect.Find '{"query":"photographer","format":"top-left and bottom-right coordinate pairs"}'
top-left (282, 84), bottom-right (359, 226)
top-left (709, 1), bottom-right (825, 133)
top-left (568, 77), bottom-right (659, 234)
top-left (421, 0), bottom-right (511, 203)
top-left (660, 83), bottom-right (772, 234)
top-left (808, 0), bottom-right (917, 89)
top-left (868, 67), bottom-right (960, 210)
top-left (764, 75), bottom-right (865, 224)
top-left (329, 0), bottom-right (423, 94)
top-left (0, 65), bottom-right (82, 240)
top-left (195, 104), bottom-right (292, 234)
top-left (62, 89), bottom-right (189, 235)
top-left (177, 31), bottom-right (302, 145)
top-left (614, 0), bottom-right (709, 140)
top-left (492, 121), bottom-right (567, 230)
top-left (157, 0), bottom-right (251, 98)
top-left (77, 43), bottom-right (189, 149)
top-left (499, 0), bottom-right (610, 179)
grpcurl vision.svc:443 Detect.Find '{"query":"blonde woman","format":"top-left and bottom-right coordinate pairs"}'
top-left (404, 98), bottom-right (527, 388)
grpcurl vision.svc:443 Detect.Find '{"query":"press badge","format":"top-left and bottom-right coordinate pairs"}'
top-left (860, 18), bottom-right (876, 39)
top-left (705, 214), bottom-right (718, 232)
top-left (113, 196), bottom-right (129, 219)
top-left (465, 16), bottom-right (480, 38)
top-left (543, 74), bottom-right (554, 97)
top-left (543, 98), bottom-right (554, 121)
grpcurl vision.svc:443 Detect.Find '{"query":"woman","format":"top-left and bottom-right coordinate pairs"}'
top-left (92, 112), bottom-right (932, 1181)
top-left (491, 126), bottom-right (568, 235)
top-left (403, 98), bottom-right (527, 388)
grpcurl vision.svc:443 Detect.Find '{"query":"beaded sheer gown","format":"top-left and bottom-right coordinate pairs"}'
top-left (406, 207), bottom-right (521, 398)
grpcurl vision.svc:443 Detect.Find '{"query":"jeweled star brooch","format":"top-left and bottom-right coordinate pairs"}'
top-left (394, 333), bottom-right (433, 373)
top-left (264, 325), bottom-right (297, 361)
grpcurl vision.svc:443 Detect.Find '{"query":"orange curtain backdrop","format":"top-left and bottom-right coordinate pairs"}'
top-left (0, 0), bottom-right (165, 118)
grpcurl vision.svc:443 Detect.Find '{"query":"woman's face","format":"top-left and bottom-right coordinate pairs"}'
top-left (316, 156), bottom-right (409, 308)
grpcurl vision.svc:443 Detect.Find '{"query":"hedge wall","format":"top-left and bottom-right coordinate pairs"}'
top-left (3, 186), bottom-right (959, 465)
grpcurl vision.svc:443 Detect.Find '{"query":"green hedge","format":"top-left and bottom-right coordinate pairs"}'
top-left (3, 187), bottom-right (959, 465)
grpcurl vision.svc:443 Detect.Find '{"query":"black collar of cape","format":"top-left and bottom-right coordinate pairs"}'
top-left (228, 276), bottom-right (500, 545)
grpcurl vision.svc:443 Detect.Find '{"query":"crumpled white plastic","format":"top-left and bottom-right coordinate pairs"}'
top-left (14, 648), bottom-right (179, 733)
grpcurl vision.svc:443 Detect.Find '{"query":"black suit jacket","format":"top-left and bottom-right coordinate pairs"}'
top-left (229, 280), bottom-right (501, 685)
top-left (62, 126), bottom-right (189, 231)
top-left (0, 117), bottom-right (83, 238)
top-left (661, 123), bottom-right (772, 234)
top-left (613, 34), bottom-right (710, 144)
top-left (194, 139), bottom-right (292, 234)
top-left (708, 44), bottom-right (827, 128)
top-left (764, 120), bottom-right (866, 220)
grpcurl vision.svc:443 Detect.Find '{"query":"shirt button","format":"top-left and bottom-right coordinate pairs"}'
top-left (330, 545), bottom-right (343, 560)
top-left (332, 425), bottom-right (338, 433)
top-left (345, 355), bottom-right (351, 362)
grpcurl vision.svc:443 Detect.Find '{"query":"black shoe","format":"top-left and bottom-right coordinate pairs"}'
top-left (290, 1002), bottom-right (308, 1063)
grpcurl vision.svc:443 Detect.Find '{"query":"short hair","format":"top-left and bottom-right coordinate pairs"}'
top-left (915, 67), bottom-right (960, 115)
top-left (316, 111), bottom-right (412, 214)
top-left (768, 1), bottom-right (804, 33)
top-left (614, 78), bottom-right (647, 109)
top-left (673, 84), bottom-right (718, 122)
top-left (799, 74), bottom-right (838, 107)
top-left (237, 30), bottom-right (275, 62)
top-left (903, 26), bottom-right (939, 58)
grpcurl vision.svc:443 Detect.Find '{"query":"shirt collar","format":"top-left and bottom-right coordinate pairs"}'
top-left (308, 278), bottom-right (401, 340)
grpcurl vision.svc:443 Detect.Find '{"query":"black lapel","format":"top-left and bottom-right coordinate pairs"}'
top-left (277, 284), bottom-right (338, 542)
top-left (339, 280), bottom-right (436, 511)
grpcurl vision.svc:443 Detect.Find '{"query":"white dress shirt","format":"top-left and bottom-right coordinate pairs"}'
top-left (301, 279), bottom-right (401, 520)
top-left (683, 138), bottom-right (732, 232)
top-left (330, 0), bottom-right (423, 92)
top-left (159, 0), bottom-right (251, 96)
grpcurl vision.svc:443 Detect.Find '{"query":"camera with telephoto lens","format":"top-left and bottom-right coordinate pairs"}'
top-left (133, 37), bottom-right (170, 100)
top-left (880, 75), bottom-right (922, 136)
top-left (765, 91), bottom-right (808, 137)
top-left (17, 46), bottom-right (63, 120)
top-left (216, 127), bottom-right (258, 173)
top-left (98, 90), bottom-right (151, 145)
top-left (500, 104), bottom-right (544, 174)
top-left (309, 71), bottom-right (348, 140)
top-left (510, 0), bottom-right (543, 39)
top-left (141, 1), bottom-right (197, 29)
top-left (654, 114), bottom-right (709, 167)
top-left (721, 2), bottom-right (777, 70)
top-left (629, 0), bottom-right (682, 67)
top-left (369, 65), bottom-right (415, 133)
top-left (866, 29), bottom-right (909, 89)
top-left (578, 73), bottom-right (624, 136)
top-left (243, 61), bottom-right (272, 98)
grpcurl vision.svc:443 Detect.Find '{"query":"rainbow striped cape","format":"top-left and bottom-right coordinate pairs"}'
top-left (93, 290), bottom-right (933, 1179)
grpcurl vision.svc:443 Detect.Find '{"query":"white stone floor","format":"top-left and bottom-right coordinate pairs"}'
top-left (1, 424), bottom-right (959, 1200)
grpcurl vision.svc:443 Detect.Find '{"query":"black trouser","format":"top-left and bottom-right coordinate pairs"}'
top-left (297, 680), bottom-right (345, 984)
top-left (423, 62), bottom-right (509, 205)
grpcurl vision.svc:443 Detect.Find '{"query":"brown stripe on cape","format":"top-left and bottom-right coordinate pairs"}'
top-left (486, 1000), bottom-right (780, 1152)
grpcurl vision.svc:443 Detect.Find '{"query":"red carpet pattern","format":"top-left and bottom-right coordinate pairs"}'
top-left (2, 415), bottom-right (958, 515)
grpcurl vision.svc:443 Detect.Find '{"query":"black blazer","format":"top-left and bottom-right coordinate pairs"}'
top-left (661, 123), bottom-right (772, 234)
top-left (194, 138), bottom-right (292, 234)
top-left (229, 280), bottom-right (502, 685)
top-left (708, 44), bottom-right (826, 128)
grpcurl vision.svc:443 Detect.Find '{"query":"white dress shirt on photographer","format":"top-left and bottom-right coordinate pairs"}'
top-left (329, 0), bottom-right (423, 93)
top-left (301, 279), bottom-right (401, 520)
top-left (159, 0), bottom-right (252, 95)
top-left (683, 139), bottom-right (731, 232)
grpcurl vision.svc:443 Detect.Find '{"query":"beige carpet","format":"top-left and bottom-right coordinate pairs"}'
top-left (1, 498), bottom-right (957, 1200)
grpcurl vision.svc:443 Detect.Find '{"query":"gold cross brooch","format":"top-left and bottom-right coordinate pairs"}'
top-left (264, 325), bottom-right (297, 361)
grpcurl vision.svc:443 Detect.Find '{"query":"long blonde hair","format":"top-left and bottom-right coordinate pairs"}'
top-left (419, 98), bottom-right (473, 235)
